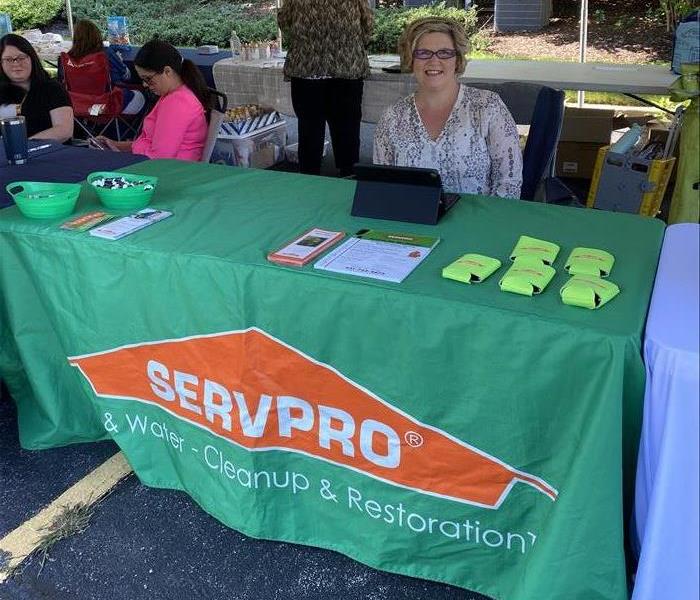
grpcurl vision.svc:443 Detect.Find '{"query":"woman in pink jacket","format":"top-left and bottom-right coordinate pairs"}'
top-left (96, 41), bottom-right (211, 161)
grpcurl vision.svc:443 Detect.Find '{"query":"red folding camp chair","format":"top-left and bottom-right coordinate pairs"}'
top-left (60, 51), bottom-right (139, 141)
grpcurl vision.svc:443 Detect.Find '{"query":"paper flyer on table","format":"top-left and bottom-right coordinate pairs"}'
top-left (314, 230), bottom-right (439, 283)
top-left (267, 228), bottom-right (344, 266)
top-left (89, 208), bottom-right (172, 240)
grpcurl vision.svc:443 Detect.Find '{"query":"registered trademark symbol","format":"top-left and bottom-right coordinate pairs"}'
top-left (404, 431), bottom-right (423, 447)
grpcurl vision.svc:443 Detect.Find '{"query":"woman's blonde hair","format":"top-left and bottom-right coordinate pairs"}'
top-left (398, 17), bottom-right (470, 75)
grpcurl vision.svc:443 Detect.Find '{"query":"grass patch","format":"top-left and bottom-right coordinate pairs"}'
top-left (471, 51), bottom-right (671, 67)
top-left (564, 91), bottom-right (684, 112)
top-left (35, 503), bottom-right (95, 571)
top-left (1, 476), bottom-right (129, 581)
top-left (5, 502), bottom-right (98, 578)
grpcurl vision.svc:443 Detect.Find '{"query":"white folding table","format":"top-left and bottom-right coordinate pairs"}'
top-left (213, 57), bottom-right (679, 123)
top-left (633, 223), bottom-right (700, 600)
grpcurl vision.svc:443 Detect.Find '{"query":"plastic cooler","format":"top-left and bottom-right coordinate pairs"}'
top-left (213, 118), bottom-right (287, 169)
top-left (284, 140), bottom-right (330, 164)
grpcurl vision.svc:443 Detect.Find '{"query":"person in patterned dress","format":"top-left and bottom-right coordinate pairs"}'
top-left (278, 0), bottom-right (374, 177)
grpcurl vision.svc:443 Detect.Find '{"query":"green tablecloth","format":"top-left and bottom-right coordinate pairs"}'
top-left (0, 160), bottom-right (664, 599)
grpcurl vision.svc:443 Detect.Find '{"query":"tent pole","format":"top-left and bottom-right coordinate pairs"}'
top-left (276, 0), bottom-right (282, 51)
top-left (65, 0), bottom-right (74, 39)
top-left (577, 0), bottom-right (588, 107)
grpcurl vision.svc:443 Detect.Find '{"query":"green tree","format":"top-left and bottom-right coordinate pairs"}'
top-left (659, 0), bottom-right (700, 31)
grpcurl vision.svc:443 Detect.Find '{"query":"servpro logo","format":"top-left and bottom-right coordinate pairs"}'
top-left (69, 328), bottom-right (558, 509)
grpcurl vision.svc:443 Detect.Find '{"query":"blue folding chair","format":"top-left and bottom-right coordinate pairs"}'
top-left (520, 86), bottom-right (581, 206)
top-left (469, 82), bottom-right (580, 205)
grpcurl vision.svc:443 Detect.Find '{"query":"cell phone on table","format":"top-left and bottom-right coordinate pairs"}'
top-left (88, 137), bottom-right (106, 150)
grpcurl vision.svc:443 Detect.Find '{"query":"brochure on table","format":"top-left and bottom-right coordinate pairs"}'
top-left (314, 229), bottom-right (440, 283)
top-left (61, 211), bottom-right (115, 232)
top-left (89, 208), bottom-right (172, 240)
top-left (267, 228), bottom-right (344, 267)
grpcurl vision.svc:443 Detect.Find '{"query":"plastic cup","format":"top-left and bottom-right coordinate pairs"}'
top-left (0, 115), bottom-right (28, 165)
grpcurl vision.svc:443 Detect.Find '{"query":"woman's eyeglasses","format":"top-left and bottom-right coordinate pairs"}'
top-left (412, 48), bottom-right (458, 60)
top-left (140, 72), bottom-right (162, 86)
top-left (1, 55), bottom-right (30, 66)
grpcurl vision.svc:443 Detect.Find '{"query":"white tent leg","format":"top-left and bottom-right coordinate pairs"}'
top-left (577, 0), bottom-right (588, 107)
top-left (276, 0), bottom-right (282, 51)
top-left (65, 0), bottom-right (74, 38)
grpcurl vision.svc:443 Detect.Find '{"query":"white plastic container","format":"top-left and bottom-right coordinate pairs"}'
top-left (284, 140), bottom-right (329, 164)
top-left (213, 120), bottom-right (287, 168)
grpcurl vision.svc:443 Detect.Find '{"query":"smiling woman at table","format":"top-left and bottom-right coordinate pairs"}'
top-left (95, 40), bottom-right (211, 161)
top-left (373, 18), bottom-right (522, 198)
top-left (0, 34), bottom-right (73, 143)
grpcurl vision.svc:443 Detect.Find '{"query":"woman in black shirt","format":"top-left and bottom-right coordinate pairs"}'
top-left (0, 34), bottom-right (73, 142)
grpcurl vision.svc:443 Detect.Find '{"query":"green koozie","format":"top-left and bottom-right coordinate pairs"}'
top-left (565, 247), bottom-right (615, 278)
top-left (442, 254), bottom-right (502, 284)
top-left (560, 275), bottom-right (620, 309)
top-left (510, 235), bottom-right (561, 265)
top-left (499, 256), bottom-right (556, 296)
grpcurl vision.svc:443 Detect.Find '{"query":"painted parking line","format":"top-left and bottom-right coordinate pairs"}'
top-left (0, 452), bottom-right (132, 583)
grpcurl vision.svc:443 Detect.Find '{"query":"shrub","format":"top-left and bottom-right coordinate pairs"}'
top-left (130, 10), bottom-right (277, 47)
top-left (70, 0), bottom-right (277, 46)
top-left (369, 5), bottom-right (479, 54)
top-left (68, 0), bottom-right (478, 53)
top-left (0, 0), bottom-right (63, 30)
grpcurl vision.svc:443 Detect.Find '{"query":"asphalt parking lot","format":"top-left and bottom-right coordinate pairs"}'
top-left (0, 393), bottom-right (491, 600)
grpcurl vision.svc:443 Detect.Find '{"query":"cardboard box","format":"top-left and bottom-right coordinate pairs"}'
top-left (555, 141), bottom-right (605, 179)
top-left (647, 123), bottom-right (671, 147)
top-left (555, 107), bottom-right (614, 179)
top-left (612, 111), bottom-right (660, 129)
top-left (559, 107), bottom-right (614, 144)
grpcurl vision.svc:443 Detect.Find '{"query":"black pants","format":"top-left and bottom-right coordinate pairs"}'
top-left (290, 78), bottom-right (364, 177)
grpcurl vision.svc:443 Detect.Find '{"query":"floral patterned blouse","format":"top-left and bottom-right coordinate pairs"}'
top-left (373, 85), bottom-right (523, 199)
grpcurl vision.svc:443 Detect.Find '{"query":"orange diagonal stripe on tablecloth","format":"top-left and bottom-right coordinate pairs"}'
top-left (70, 328), bottom-right (557, 508)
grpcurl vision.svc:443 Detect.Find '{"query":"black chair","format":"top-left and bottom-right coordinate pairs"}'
top-left (470, 82), bottom-right (581, 206)
top-left (210, 88), bottom-right (228, 113)
top-left (201, 89), bottom-right (228, 163)
top-left (520, 86), bottom-right (564, 201)
top-left (520, 86), bottom-right (582, 206)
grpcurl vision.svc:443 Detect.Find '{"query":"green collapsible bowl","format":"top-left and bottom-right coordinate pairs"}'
top-left (87, 171), bottom-right (159, 212)
top-left (6, 181), bottom-right (81, 219)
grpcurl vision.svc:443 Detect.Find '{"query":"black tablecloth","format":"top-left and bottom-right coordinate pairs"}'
top-left (121, 46), bottom-right (231, 89)
top-left (0, 142), bottom-right (148, 208)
